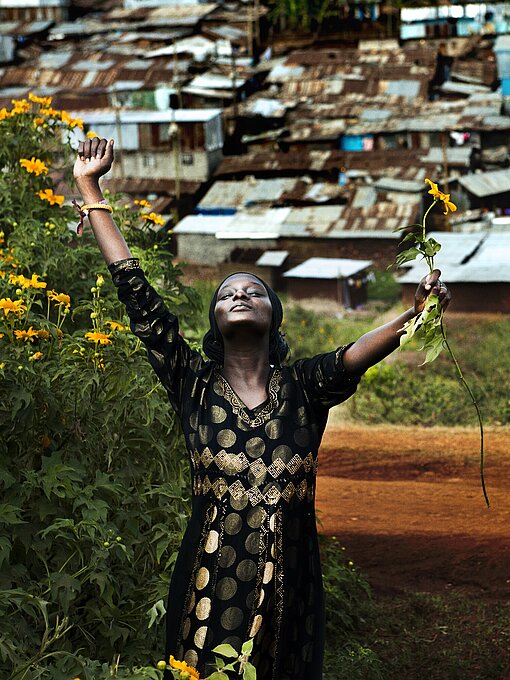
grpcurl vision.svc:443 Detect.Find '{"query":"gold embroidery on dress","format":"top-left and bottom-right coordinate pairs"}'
top-left (215, 369), bottom-right (282, 428)
top-left (193, 475), bottom-right (314, 506)
top-left (192, 449), bottom-right (317, 480)
top-left (272, 507), bottom-right (284, 679)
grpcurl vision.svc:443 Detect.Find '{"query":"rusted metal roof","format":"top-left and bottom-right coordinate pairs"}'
top-left (214, 150), bottom-right (436, 179)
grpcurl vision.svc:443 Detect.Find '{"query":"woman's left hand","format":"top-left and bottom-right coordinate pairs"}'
top-left (414, 268), bottom-right (451, 314)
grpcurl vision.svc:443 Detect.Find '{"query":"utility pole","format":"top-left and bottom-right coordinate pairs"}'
top-left (169, 41), bottom-right (181, 224)
top-left (112, 91), bottom-right (125, 179)
top-left (230, 44), bottom-right (238, 119)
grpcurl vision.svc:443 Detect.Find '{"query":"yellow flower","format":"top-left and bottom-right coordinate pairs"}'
top-left (36, 189), bottom-right (65, 206)
top-left (33, 117), bottom-right (45, 127)
top-left (439, 192), bottom-right (457, 215)
top-left (14, 327), bottom-right (38, 342)
top-left (168, 656), bottom-right (200, 679)
top-left (36, 329), bottom-right (50, 340)
top-left (20, 157), bottom-right (48, 176)
top-left (135, 199), bottom-right (152, 209)
top-left (424, 178), bottom-right (440, 198)
top-left (29, 351), bottom-right (43, 361)
top-left (11, 99), bottom-right (30, 114)
top-left (86, 131), bottom-right (99, 138)
top-left (424, 179), bottom-right (457, 215)
top-left (143, 211), bottom-right (165, 226)
top-left (10, 273), bottom-right (47, 289)
top-left (85, 331), bottom-right (112, 345)
top-left (28, 93), bottom-right (53, 107)
top-left (0, 298), bottom-right (26, 316)
top-left (60, 110), bottom-right (84, 129)
top-left (96, 274), bottom-right (104, 287)
top-left (40, 107), bottom-right (59, 117)
top-left (105, 320), bottom-right (126, 331)
top-left (47, 290), bottom-right (71, 308)
top-left (0, 107), bottom-right (11, 121)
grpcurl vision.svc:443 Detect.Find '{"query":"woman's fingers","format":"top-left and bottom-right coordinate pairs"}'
top-left (96, 137), bottom-right (108, 158)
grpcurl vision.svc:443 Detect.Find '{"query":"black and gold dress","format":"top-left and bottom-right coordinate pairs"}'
top-left (109, 259), bottom-right (363, 680)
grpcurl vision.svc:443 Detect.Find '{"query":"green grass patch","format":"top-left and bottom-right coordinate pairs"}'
top-left (361, 591), bottom-right (510, 680)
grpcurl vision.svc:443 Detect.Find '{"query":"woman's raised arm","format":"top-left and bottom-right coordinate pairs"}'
top-left (73, 137), bottom-right (132, 264)
top-left (342, 269), bottom-right (451, 375)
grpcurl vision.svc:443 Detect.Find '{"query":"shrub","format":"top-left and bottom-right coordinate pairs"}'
top-left (0, 96), bottom-right (201, 679)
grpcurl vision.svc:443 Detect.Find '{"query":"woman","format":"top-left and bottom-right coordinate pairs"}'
top-left (74, 138), bottom-right (450, 679)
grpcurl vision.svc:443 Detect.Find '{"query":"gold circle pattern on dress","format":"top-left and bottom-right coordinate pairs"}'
top-left (245, 589), bottom-right (255, 608)
top-left (250, 614), bottom-right (263, 637)
top-left (196, 596), bottom-right (212, 620)
top-left (217, 428), bottom-right (237, 448)
top-left (246, 436), bottom-right (266, 459)
top-left (189, 411), bottom-right (199, 431)
top-left (182, 616), bottom-right (191, 640)
top-left (224, 512), bottom-right (242, 535)
top-left (230, 493), bottom-right (248, 511)
top-left (195, 566), bottom-right (209, 590)
top-left (271, 444), bottom-right (292, 464)
top-left (194, 625), bottom-right (208, 649)
top-left (198, 424), bottom-right (213, 445)
top-left (264, 419), bottom-right (282, 440)
top-left (221, 606), bottom-right (244, 631)
top-left (204, 530), bottom-right (219, 553)
top-left (245, 531), bottom-right (260, 554)
top-left (216, 576), bottom-right (237, 600)
top-left (210, 405), bottom-right (227, 423)
top-left (187, 591), bottom-right (196, 614)
top-left (294, 427), bottom-right (310, 448)
top-left (184, 649), bottom-right (198, 667)
top-left (218, 545), bottom-right (236, 568)
top-left (236, 558), bottom-right (257, 582)
top-left (247, 506), bottom-right (266, 529)
top-left (263, 561), bottom-right (274, 584)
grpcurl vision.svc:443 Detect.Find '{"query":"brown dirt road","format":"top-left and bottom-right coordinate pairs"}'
top-left (316, 425), bottom-right (510, 598)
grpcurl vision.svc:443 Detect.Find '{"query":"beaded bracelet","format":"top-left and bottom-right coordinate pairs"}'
top-left (72, 198), bottom-right (113, 235)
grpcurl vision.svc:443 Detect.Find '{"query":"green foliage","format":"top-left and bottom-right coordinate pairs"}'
top-left (321, 537), bottom-right (384, 680)
top-left (0, 96), bottom-right (201, 679)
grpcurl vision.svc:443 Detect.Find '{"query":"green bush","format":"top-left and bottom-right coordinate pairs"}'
top-left (0, 95), bottom-right (201, 679)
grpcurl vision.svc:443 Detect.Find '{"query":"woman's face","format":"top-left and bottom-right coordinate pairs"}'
top-left (214, 274), bottom-right (273, 340)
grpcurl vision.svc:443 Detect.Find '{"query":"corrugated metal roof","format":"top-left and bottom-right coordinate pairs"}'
top-left (283, 257), bottom-right (372, 279)
top-left (72, 108), bottom-right (222, 124)
top-left (398, 232), bottom-right (510, 283)
top-left (188, 72), bottom-right (242, 90)
top-left (373, 177), bottom-right (424, 193)
top-left (256, 251), bottom-right (289, 267)
top-left (420, 147), bottom-right (472, 166)
top-left (459, 169), bottom-right (510, 197)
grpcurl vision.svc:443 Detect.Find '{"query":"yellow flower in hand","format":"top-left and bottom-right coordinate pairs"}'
top-left (439, 192), bottom-right (457, 215)
top-left (424, 179), bottom-right (457, 215)
top-left (424, 178), bottom-right (440, 198)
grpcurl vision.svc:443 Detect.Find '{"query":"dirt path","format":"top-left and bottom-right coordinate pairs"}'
top-left (316, 425), bottom-right (510, 598)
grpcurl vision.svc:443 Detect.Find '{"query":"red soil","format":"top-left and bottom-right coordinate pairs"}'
top-left (316, 425), bottom-right (510, 598)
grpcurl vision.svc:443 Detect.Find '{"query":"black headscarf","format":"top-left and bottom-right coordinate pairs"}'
top-left (202, 272), bottom-right (290, 366)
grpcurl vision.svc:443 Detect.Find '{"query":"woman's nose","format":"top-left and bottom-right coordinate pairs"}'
top-left (232, 288), bottom-right (248, 300)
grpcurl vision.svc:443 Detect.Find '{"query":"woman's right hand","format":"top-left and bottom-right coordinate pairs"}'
top-left (73, 137), bottom-right (114, 187)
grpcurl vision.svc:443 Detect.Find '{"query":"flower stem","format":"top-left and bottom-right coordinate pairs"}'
top-left (440, 320), bottom-right (489, 508)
